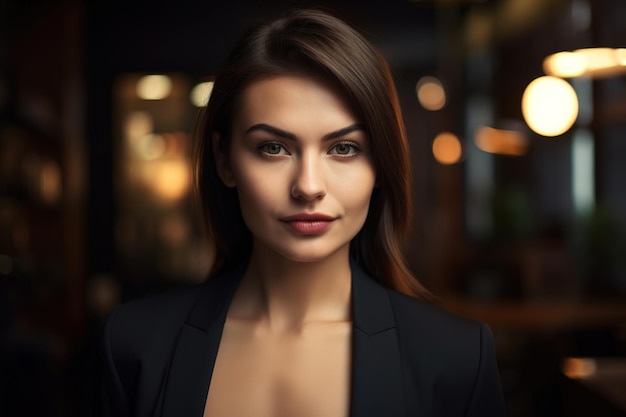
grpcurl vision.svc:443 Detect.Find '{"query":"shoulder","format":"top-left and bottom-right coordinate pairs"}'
top-left (99, 270), bottom-right (243, 414)
top-left (386, 289), bottom-right (503, 415)
top-left (104, 284), bottom-right (202, 357)
top-left (99, 284), bottom-right (209, 412)
top-left (386, 288), bottom-right (493, 378)
top-left (387, 289), bottom-right (484, 341)
top-left (103, 264), bottom-right (243, 359)
top-left (109, 284), bottom-right (200, 328)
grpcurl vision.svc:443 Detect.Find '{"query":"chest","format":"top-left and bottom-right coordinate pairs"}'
top-left (203, 320), bottom-right (352, 417)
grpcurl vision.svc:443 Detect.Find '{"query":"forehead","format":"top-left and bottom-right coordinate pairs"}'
top-left (233, 75), bottom-right (360, 131)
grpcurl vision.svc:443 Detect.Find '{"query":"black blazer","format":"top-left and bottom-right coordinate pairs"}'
top-left (99, 261), bottom-right (505, 417)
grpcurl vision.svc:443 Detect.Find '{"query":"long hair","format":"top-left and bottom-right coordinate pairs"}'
top-left (195, 9), bottom-right (431, 299)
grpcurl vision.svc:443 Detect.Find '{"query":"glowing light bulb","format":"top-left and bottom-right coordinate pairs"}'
top-left (522, 76), bottom-right (578, 137)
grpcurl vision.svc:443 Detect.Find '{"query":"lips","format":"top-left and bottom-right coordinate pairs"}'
top-left (280, 213), bottom-right (336, 222)
top-left (279, 213), bottom-right (336, 234)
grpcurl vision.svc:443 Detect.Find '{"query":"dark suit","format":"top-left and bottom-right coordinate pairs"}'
top-left (100, 261), bottom-right (505, 417)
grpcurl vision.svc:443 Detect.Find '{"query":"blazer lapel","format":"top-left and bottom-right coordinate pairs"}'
top-left (350, 261), bottom-right (406, 417)
top-left (158, 260), bottom-right (405, 417)
top-left (159, 265), bottom-right (244, 417)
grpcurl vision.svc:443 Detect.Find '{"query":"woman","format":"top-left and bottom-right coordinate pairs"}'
top-left (100, 9), bottom-right (505, 417)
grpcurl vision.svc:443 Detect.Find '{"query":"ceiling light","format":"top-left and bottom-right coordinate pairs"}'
top-left (522, 76), bottom-right (578, 137)
top-left (544, 48), bottom-right (626, 79)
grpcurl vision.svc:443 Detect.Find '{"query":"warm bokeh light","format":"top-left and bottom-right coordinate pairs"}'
top-left (432, 132), bottom-right (462, 165)
top-left (40, 160), bottom-right (62, 204)
top-left (136, 134), bottom-right (166, 160)
top-left (562, 358), bottom-right (597, 380)
top-left (474, 125), bottom-right (528, 156)
top-left (543, 51), bottom-right (586, 78)
top-left (578, 48), bottom-right (621, 76)
top-left (190, 81), bottom-right (214, 107)
top-left (136, 75), bottom-right (172, 100)
top-left (616, 48), bottom-right (626, 65)
top-left (416, 76), bottom-right (446, 111)
top-left (22, 154), bottom-right (62, 205)
top-left (125, 111), bottom-right (153, 139)
top-left (522, 76), bottom-right (578, 137)
top-left (142, 159), bottom-right (191, 201)
top-left (544, 48), bottom-right (626, 78)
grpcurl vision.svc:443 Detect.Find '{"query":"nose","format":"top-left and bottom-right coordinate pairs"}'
top-left (291, 153), bottom-right (326, 201)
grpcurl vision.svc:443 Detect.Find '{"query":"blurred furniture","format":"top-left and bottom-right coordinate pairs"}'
top-left (443, 299), bottom-right (626, 330)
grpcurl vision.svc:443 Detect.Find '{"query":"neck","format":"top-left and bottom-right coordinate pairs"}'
top-left (230, 243), bottom-right (353, 333)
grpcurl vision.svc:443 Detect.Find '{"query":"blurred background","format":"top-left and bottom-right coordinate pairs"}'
top-left (1, 0), bottom-right (626, 415)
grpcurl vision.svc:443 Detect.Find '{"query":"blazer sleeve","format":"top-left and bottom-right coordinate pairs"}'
top-left (97, 308), bottom-right (131, 417)
top-left (463, 323), bottom-right (506, 417)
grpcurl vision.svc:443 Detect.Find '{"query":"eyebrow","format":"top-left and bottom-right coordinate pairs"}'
top-left (244, 123), bottom-right (365, 141)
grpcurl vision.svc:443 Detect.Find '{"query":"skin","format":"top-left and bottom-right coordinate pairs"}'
top-left (204, 75), bottom-right (376, 417)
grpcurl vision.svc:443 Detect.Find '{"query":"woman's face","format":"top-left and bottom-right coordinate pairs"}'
top-left (218, 74), bottom-right (376, 263)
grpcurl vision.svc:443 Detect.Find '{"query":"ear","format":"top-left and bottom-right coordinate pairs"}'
top-left (213, 132), bottom-right (237, 188)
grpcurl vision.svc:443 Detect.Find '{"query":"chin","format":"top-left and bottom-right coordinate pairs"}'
top-left (268, 243), bottom-right (350, 265)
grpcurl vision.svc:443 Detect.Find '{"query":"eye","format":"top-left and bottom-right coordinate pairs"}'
top-left (329, 141), bottom-right (359, 156)
top-left (259, 142), bottom-right (288, 156)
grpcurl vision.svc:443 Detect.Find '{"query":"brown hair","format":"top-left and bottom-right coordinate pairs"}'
top-left (195, 9), bottom-right (431, 299)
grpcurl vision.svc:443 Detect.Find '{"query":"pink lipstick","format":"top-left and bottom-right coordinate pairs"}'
top-left (280, 213), bottom-right (336, 235)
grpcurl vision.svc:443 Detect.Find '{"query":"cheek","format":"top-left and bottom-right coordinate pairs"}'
top-left (351, 187), bottom-right (376, 219)
top-left (334, 164), bottom-right (376, 211)
top-left (233, 166), bottom-right (282, 215)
